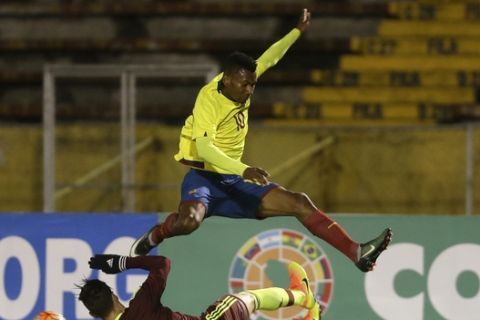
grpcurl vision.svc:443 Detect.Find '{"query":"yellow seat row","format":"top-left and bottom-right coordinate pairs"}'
top-left (302, 87), bottom-right (474, 104)
top-left (272, 102), bottom-right (463, 123)
top-left (350, 36), bottom-right (480, 55)
top-left (297, 0), bottom-right (480, 124)
top-left (379, 20), bottom-right (480, 36)
top-left (389, 1), bottom-right (476, 21)
top-left (309, 69), bottom-right (480, 87)
top-left (341, 55), bottom-right (480, 71)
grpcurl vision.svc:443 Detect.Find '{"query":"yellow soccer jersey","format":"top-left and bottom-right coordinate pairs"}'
top-left (174, 28), bottom-right (301, 174)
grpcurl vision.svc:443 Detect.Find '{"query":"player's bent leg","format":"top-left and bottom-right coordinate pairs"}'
top-left (229, 263), bottom-right (318, 316)
top-left (234, 292), bottom-right (256, 314)
top-left (301, 210), bottom-right (359, 263)
top-left (260, 187), bottom-right (359, 263)
top-left (287, 261), bottom-right (315, 309)
top-left (259, 187), bottom-right (393, 272)
top-left (130, 213), bottom-right (181, 257)
top-left (259, 187), bottom-right (315, 219)
top-left (129, 202), bottom-right (206, 257)
top-left (129, 223), bottom-right (160, 257)
top-left (356, 228), bottom-right (393, 272)
top-left (303, 300), bottom-right (321, 320)
top-left (246, 287), bottom-right (307, 311)
top-left (174, 201), bottom-right (206, 234)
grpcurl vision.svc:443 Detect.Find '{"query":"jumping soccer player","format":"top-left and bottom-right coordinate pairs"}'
top-left (79, 254), bottom-right (320, 320)
top-left (130, 8), bottom-right (392, 272)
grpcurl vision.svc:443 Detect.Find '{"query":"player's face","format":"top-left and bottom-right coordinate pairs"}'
top-left (223, 68), bottom-right (257, 104)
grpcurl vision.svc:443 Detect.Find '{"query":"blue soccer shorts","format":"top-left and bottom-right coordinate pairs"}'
top-left (180, 169), bottom-right (278, 219)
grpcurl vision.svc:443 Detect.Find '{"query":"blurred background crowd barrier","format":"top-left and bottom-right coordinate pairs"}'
top-left (0, 0), bottom-right (478, 214)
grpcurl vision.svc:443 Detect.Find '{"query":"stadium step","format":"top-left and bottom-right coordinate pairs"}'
top-left (341, 55), bottom-right (480, 71)
top-left (7, 68), bottom-right (480, 88)
top-left (0, 1), bottom-right (390, 17)
top-left (302, 87), bottom-right (474, 104)
top-left (379, 20), bottom-right (480, 37)
top-left (388, 2), bottom-right (479, 21)
top-left (0, 38), bottom-right (352, 55)
top-left (272, 101), bottom-right (475, 123)
top-left (350, 36), bottom-right (480, 55)
top-left (308, 69), bottom-right (480, 87)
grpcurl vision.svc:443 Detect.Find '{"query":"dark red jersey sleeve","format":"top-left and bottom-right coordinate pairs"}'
top-left (121, 256), bottom-right (200, 320)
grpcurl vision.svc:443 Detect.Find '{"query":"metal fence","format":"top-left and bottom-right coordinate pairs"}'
top-left (42, 63), bottom-right (218, 212)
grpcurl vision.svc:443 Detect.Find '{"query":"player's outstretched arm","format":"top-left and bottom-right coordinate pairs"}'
top-left (89, 254), bottom-right (170, 274)
top-left (255, 8), bottom-right (311, 77)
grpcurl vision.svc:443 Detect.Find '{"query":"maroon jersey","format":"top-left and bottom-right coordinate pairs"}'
top-left (120, 256), bottom-right (200, 320)
top-left (201, 295), bottom-right (250, 320)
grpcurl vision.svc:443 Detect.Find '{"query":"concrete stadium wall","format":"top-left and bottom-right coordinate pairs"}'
top-left (0, 123), bottom-right (478, 214)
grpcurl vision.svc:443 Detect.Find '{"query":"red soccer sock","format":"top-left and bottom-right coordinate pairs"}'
top-left (150, 213), bottom-right (179, 245)
top-left (302, 209), bottom-right (359, 262)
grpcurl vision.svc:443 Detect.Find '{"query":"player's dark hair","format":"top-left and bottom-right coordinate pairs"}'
top-left (223, 51), bottom-right (257, 74)
top-left (78, 279), bottom-right (113, 318)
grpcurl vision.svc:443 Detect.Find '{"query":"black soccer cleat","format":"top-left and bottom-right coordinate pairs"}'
top-left (129, 225), bottom-right (158, 257)
top-left (356, 228), bottom-right (393, 272)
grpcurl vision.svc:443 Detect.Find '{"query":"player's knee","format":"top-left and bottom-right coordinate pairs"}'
top-left (291, 192), bottom-right (314, 215)
top-left (176, 215), bottom-right (201, 234)
top-left (177, 202), bottom-right (205, 234)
